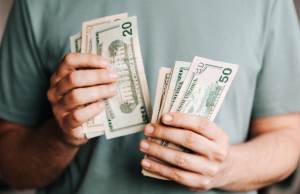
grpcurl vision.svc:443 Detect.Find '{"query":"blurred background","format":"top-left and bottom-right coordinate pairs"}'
top-left (0, 0), bottom-right (299, 194)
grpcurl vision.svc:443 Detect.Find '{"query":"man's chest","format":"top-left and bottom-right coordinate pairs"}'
top-left (44, 0), bottom-right (264, 120)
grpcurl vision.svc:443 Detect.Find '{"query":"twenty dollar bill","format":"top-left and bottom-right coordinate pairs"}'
top-left (91, 16), bottom-right (151, 139)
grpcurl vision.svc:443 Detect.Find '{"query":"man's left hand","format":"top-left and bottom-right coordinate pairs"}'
top-left (140, 112), bottom-right (231, 191)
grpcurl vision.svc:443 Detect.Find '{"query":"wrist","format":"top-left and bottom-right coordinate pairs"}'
top-left (46, 119), bottom-right (87, 148)
top-left (215, 144), bottom-right (237, 190)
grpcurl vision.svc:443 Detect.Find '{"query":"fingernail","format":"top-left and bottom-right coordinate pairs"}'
top-left (144, 125), bottom-right (154, 135)
top-left (163, 114), bottom-right (173, 123)
top-left (140, 141), bottom-right (149, 151)
top-left (142, 159), bottom-right (151, 168)
top-left (109, 71), bottom-right (118, 79)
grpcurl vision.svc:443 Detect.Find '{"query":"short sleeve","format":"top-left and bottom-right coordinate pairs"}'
top-left (252, 0), bottom-right (300, 118)
top-left (0, 0), bottom-right (51, 126)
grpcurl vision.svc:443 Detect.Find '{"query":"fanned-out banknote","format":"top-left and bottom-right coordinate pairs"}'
top-left (70, 13), bottom-right (151, 139)
top-left (171, 57), bottom-right (238, 118)
top-left (142, 57), bottom-right (238, 179)
top-left (160, 61), bottom-right (191, 116)
top-left (81, 13), bottom-right (129, 138)
top-left (90, 16), bottom-right (151, 139)
top-left (151, 67), bottom-right (172, 123)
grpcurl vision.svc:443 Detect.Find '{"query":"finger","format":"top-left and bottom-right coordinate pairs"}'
top-left (47, 87), bottom-right (61, 104)
top-left (51, 53), bottom-right (109, 86)
top-left (141, 158), bottom-right (211, 190)
top-left (59, 83), bottom-right (117, 111)
top-left (62, 101), bottom-right (105, 130)
top-left (64, 126), bottom-right (87, 142)
top-left (144, 124), bottom-right (224, 160)
top-left (140, 140), bottom-right (219, 176)
top-left (56, 69), bottom-right (118, 96)
top-left (161, 112), bottom-right (222, 141)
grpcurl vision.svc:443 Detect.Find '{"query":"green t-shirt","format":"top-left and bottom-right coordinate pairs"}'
top-left (1, 0), bottom-right (300, 194)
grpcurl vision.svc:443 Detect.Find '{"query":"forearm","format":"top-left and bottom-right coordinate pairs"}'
top-left (0, 119), bottom-right (79, 189)
top-left (220, 129), bottom-right (300, 191)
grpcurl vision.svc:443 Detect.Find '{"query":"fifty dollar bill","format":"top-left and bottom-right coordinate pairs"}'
top-left (143, 57), bottom-right (238, 179)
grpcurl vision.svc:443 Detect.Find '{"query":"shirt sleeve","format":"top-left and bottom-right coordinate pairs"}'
top-left (0, 0), bottom-right (51, 126)
top-left (252, 0), bottom-right (300, 118)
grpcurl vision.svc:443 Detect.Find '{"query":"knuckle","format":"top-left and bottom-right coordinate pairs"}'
top-left (201, 179), bottom-right (211, 191)
top-left (70, 110), bottom-right (82, 124)
top-left (207, 164), bottom-right (219, 176)
top-left (220, 149), bottom-right (228, 161)
top-left (189, 178), bottom-right (211, 191)
top-left (47, 89), bottom-right (55, 103)
top-left (171, 170), bottom-right (183, 182)
top-left (144, 160), bottom-right (153, 170)
top-left (214, 146), bottom-right (228, 161)
top-left (184, 131), bottom-right (197, 147)
top-left (68, 90), bottom-right (81, 104)
top-left (64, 53), bottom-right (75, 64)
top-left (52, 106), bottom-right (61, 117)
top-left (174, 153), bottom-right (187, 168)
top-left (214, 147), bottom-right (228, 161)
top-left (189, 183), bottom-right (202, 191)
top-left (152, 124), bottom-right (163, 138)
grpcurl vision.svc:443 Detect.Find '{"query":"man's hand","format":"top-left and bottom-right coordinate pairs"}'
top-left (47, 53), bottom-right (118, 146)
top-left (140, 113), bottom-right (300, 192)
top-left (0, 53), bottom-right (119, 188)
top-left (140, 112), bottom-right (230, 191)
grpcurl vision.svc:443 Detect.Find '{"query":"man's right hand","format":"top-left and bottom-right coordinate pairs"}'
top-left (47, 53), bottom-right (118, 146)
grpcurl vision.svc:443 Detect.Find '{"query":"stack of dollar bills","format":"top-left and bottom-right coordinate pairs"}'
top-left (142, 57), bottom-right (238, 179)
top-left (69, 13), bottom-right (151, 139)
